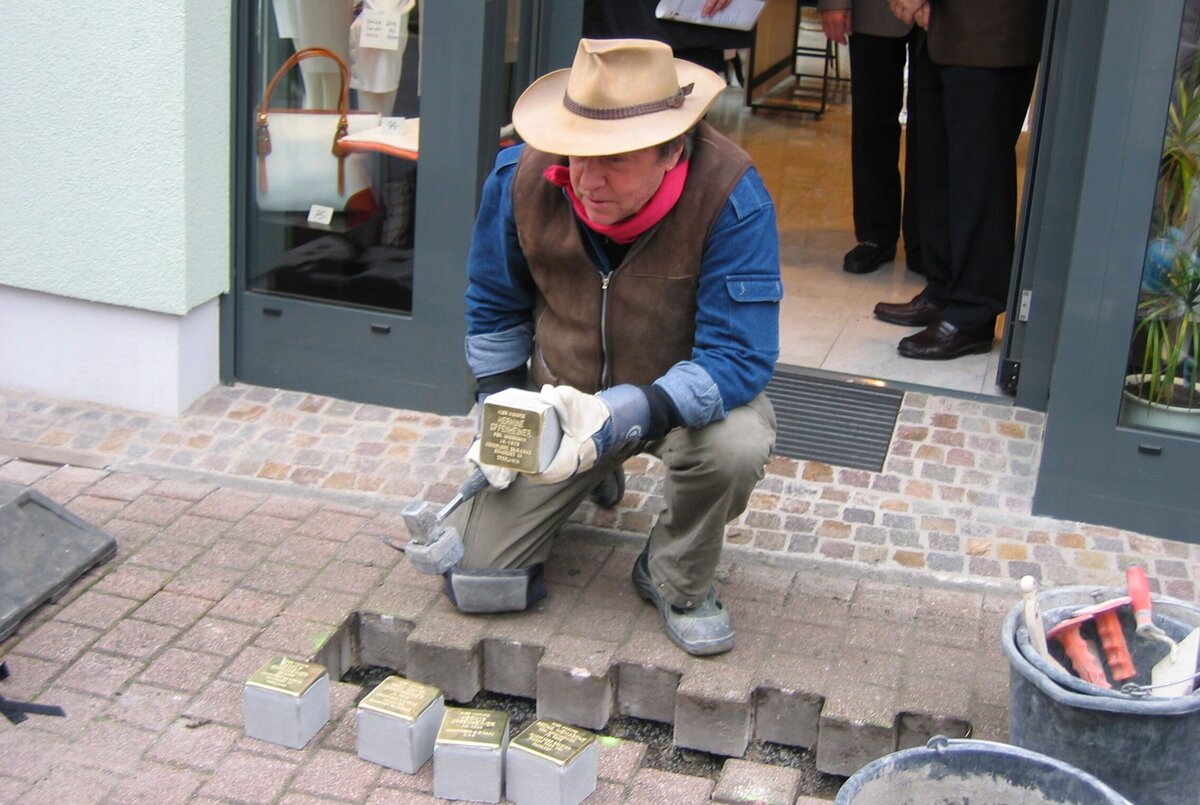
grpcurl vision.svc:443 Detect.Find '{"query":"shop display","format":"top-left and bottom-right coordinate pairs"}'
top-left (255, 47), bottom-right (381, 212)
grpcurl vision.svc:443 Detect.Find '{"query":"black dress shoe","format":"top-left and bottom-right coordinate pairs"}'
top-left (873, 294), bottom-right (941, 327)
top-left (898, 321), bottom-right (993, 360)
top-left (843, 242), bottom-right (897, 274)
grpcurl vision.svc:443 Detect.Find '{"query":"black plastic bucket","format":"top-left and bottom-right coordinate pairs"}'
top-left (835, 736), bottom-right (1132, 804)
top-left (1002, 585), bottom-right (1200, 805)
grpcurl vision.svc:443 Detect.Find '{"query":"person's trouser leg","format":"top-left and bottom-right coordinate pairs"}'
top-left (450, 447), bottom-right (633, 572)
top-left (642, 393), bottom-right (776, 608)
top-left (849, 33), bottom-right (909, 247)
top-left (909, 42), bottom-right (951, 308)
top-left (937, 63), bottom-right (1038, 332)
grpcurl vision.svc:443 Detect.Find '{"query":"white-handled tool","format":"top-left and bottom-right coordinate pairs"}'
top-left (1020, 576), bottom-right (1069, 675)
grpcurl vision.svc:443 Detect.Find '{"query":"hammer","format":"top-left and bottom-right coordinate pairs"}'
top-left (395, 468), bottom-right (489, 575)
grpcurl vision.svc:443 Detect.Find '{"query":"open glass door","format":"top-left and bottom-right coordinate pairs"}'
top-left (1036, 0), bottom-right (1200, 543)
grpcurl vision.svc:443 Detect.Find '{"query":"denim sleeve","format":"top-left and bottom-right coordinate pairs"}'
top-left (655, 167), bottom-right (781, 428)
top-left (463, 146), bottom-right (536, 379)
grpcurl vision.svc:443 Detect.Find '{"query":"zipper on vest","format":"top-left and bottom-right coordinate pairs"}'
top-left (599, 272), bottom-right (611, 387)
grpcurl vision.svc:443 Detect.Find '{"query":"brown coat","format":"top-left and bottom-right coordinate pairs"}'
top-left (925, 0), bottom-right (1049, 69)
top-left (512, 121), bottom-right (751, 393)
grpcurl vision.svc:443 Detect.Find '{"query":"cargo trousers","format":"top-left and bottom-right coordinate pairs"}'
top-left (448, 392), bottom-right (776, 609)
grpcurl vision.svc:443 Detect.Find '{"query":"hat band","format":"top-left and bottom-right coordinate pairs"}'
top-left (563, 82), bottom-right (695, 120)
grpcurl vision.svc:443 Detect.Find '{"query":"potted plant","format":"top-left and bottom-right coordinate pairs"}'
top-left (1123, 70), bottom-right (1200, 432)
top-left (1124, 244), bottom-right (1200, 429)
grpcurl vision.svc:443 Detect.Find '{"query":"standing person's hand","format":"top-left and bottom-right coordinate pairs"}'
top-left (702, 0), bottom-right (733, 16)
top-left (913, 2), bottom-right (930, 29)
top-left (889, 0), bottom-right (928, 27)
top-left (820, 10), bottom-right (851, 45)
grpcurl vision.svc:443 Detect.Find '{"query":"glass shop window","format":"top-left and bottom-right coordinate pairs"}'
top-left (1121, 0), bottom-right (1200, 436)
top-left (247, 0), bottom-right (421, 315)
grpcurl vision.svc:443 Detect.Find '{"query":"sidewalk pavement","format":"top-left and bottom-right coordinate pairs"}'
top-left (0, 382), bottom-right (1197, 804)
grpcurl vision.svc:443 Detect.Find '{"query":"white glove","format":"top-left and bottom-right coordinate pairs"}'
top-left (466, 437), bottom-right (517, 491)
top-left (534, 384), bottom-right (650, 485)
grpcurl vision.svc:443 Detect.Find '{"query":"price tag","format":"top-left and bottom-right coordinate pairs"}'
top-left (307, 204), bottom-right (335, 226)
top-left (382, 117), bottom-right (407, 133)
top-left (360, 10), bottom-right (402, 51)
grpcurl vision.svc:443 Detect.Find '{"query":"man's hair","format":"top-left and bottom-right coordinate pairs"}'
top-left (656, 126), bottom-right (697, 163)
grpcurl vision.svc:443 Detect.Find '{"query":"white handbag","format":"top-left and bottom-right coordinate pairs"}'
top-left (255, 47), bottom-right (381, 213)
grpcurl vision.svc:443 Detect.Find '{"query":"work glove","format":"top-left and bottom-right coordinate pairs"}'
top-left (466, 436), bottom-right (518, 491)
top-left (534, 384), bottom-right (651, 485)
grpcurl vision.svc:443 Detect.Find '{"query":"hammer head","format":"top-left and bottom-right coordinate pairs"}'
top-left (402, 500), bottom-right (439, 544)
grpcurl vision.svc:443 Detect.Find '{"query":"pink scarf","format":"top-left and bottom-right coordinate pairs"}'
top-left (542, 160), bottom-right (690, 244)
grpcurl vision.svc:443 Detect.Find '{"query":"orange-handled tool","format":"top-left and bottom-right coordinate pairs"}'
top-left (1048, 612), bottom-right (1111, 688)
top-left (1127, 563), bottom-right (1179, 660)
top-left (1071, 596), bottom-right (1135, 682)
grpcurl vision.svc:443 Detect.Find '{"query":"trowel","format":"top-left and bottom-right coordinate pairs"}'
top-left (1126, 564), bottom-right (1200, 697)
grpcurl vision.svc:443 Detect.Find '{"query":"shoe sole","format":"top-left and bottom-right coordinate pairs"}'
top-left (843, 255), bottom-right (896, 275)
top-left (632, 558), bottom-right (733, 656)
top-left (898, 341), bottom-right (993, 360)
top-left (874, 311), bottom-right (938, 327)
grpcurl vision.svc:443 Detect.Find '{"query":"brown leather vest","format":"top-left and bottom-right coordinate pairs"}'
top-left (513, 121), bottom-right (752, 393)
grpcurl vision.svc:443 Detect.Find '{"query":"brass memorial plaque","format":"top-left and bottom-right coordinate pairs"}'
top-left (436, 707), bottom-right (509, 748)
top-left (358, 675), bottom-right (441, 722)
top-left (479, 395), bottom-right (547, 475)
top-left (511, 719), bottom-right (595, 766)
top-left (246, 656), bottom-right (326, 697)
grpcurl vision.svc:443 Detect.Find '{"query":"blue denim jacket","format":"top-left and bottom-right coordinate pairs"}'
top-left (465, 145), bottom-right (781, 429)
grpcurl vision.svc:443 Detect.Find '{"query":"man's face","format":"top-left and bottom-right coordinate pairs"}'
top-left (568, 143), bottom-right (683, 226)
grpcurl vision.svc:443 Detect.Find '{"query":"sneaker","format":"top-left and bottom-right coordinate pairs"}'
top-left (588, 468), bottom-right (625, 508)
top-left (632, 551), bottom-right (734, 656)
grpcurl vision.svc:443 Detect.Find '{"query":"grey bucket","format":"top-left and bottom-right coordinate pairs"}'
top-left (835, 736), bottom-right (1132, 804)
top-left (1002, 585), bottom-right (1200, 805)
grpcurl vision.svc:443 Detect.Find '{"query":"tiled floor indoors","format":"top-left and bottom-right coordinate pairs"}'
top-left (707, 77), bottom-right (1020, 396)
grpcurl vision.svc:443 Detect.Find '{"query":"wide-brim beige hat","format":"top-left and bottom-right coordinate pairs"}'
top-left (512, 38), bottom-right (727, 157)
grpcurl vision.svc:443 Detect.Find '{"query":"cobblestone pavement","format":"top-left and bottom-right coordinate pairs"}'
top-left (0, 383), bottom-right (1197, 804)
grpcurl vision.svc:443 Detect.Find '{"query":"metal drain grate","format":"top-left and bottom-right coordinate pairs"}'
top-left (765, 370), bottom-right (904, 472)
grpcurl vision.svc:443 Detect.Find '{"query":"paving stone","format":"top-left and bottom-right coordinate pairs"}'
top-left (132, 590), bottom-right (214, 628)
top-left (815, 680), bottom-right (898, 777)
top-left (537, 635), bottom-right (617, 730)
top-left (11, 620), bottom-right (101, 663)
top-left (107, 682), bottom-right (190, 731)
top-left (106, 761), bottom-right (206, 804)
top-left (626, 768), bottom-right (714, 805)
top-left (147, 719), bottom-right (241, 772)
top-left (614, 630), bottom-right (685, 723)
top-left (483, 634), bottom-right (545, 699)
top-left (289, 747), bottom-right (381, 800)
top-left (200, 750), bottom-right (298, 803)
top-left (163, 563), bottom-right (245, 602)
top-left (357, 611), bottom-right (415, 672)
top-left (405, 613), bottom-right (485, 703)
top-left (674, 663), bottom-right (756, 757)
top-left (21, 761), bottom-right (115, 804)
top-left (91, 564), bottom-right (171, 600)
top-left (208, 587), bottom-right (289, 626)
top-left (755, 649), bottom-right (829, 749)
top-left (57, 591), bottom-right (141, 631)
top-left (712, 758), bottom-right (801, 805)
top-left (139, 647), bottom-right (227, 693)
top-left (57, 651), bottom-right (145, 698)
top-left (596, 736), bottom-right (648, 783)
top-left (93, 618), bottom-right (180, 660)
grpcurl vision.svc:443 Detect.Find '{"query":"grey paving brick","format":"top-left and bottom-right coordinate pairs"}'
top-left (614, 630), bottom-right (685, 724)
top-left (11, 620), bottom-right (101, 663)
top-left (815, 680), bottom-right (898, 777)
top-left (674, 663), bottom-right (756, 757)
top-left (755, 651), bottom-right (829, 749)
top-left (93, 618), bottom-right (180, 660)
top-left (404, 613), bottom-right (484, 703)
top-left (57, 651), bottom-right (144, 698)
top-left (482, 635), bottom-right (544, 698)
top-left (358, 611), bottom-right (415, 672)
top-left (536, 635), bottom-right (617, 730)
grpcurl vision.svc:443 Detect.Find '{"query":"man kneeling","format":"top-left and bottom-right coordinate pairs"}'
top-left (446, 38), bottom-right (781, 656)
